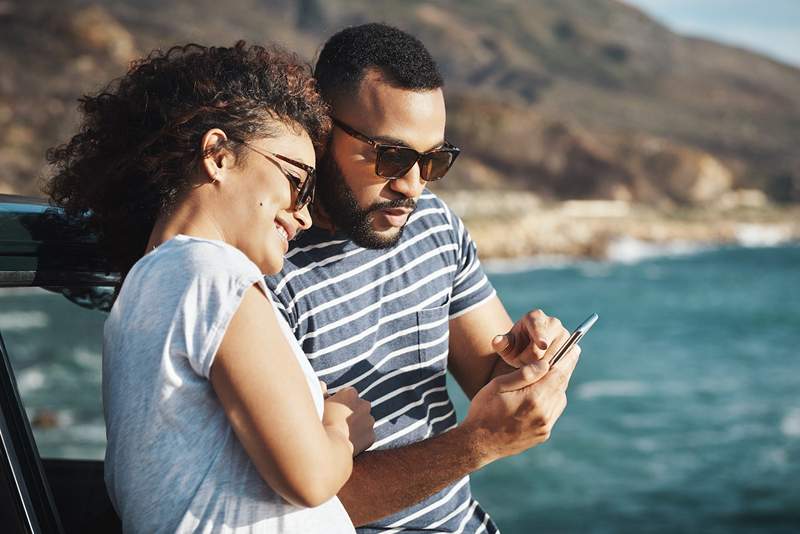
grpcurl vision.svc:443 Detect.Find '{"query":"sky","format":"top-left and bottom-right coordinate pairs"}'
top-left (621, 0), bottom-right (800, 67)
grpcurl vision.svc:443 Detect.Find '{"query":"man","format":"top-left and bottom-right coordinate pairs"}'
top-left (265, 23), bottom-right (581, 533)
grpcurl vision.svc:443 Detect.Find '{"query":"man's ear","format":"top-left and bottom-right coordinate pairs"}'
top-left (200, 128), bottom-right (232, 183)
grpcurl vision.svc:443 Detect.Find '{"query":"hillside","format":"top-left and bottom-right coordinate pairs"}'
top-left (2, 0), bottom-right (799, 208)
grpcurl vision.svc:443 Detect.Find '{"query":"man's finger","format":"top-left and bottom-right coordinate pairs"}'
top-left (543, 328), bottom-right (571, 362)
top-left (530, 315), bottom-right (550, 350)
top-left (530, 341), bottom-right (548, 360)
top-left (545, 345), bottom-right (582, 389)
top-left (491, 332), bottom-right (515, 357)
top-left (493, 359), bottom-right (549, 392)
top-left (319, 380), bottom-right (329, 398)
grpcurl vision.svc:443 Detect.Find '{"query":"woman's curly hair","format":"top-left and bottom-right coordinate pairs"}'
top-left (46, 41), bottom-right (330, 275)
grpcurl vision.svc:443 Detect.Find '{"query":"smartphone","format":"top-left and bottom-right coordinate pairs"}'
top-left (548, 313), bottom-right (598, 367)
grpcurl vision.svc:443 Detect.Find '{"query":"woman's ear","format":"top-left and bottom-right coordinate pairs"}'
top-left (200, 128), bottom-right (231, 183)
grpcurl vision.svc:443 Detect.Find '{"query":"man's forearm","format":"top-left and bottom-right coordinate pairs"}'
top-left (337, 422), bottom-right (489, 526)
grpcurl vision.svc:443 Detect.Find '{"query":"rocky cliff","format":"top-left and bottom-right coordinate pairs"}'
top-left (2, 0), bottom-right (799, 211)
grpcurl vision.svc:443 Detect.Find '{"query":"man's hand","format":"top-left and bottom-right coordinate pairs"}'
top-left (462, 341), bottom-right (581, 465)
top-left (491, 309), bottom-right (570, 368)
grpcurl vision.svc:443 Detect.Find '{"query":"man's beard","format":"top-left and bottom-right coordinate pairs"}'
top-left (315, 150), bottom-right (416, 249)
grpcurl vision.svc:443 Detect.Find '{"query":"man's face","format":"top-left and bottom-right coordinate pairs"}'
top-left (316, 69), bottom-right (447, 248)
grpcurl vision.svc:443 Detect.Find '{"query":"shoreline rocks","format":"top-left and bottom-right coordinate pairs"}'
top-left (439, 190), bottom-right (800, 260)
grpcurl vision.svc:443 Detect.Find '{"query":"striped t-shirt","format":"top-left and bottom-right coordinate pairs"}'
top-left (265, 191), bottom-right (499, 534)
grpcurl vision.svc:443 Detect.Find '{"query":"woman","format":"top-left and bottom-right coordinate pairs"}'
top-left (46, 42), bottom-right (373, 533)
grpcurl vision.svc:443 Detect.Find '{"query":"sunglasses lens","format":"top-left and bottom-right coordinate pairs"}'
top-left (296, 173), bottom-right (315, 209)
top-left (376, 147), bottom-right (418, 178)
top-left (420, 151), bottom-right (456, 181)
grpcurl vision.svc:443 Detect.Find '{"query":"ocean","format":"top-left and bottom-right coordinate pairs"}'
top-left (1, 244), bottom-right (798, 533)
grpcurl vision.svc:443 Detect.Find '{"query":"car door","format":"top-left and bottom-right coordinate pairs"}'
top-left (0, 322), bottom-right (65, 533)
top-left (0, 195), bottom-right (121, 533)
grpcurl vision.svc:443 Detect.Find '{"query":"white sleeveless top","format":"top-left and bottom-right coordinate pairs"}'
top-left (103, 235), bottom-right (354, 533)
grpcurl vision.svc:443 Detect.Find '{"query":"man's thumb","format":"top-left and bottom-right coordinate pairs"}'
top-left (491, 332), bottom-right (514, 356)
top-left (493, 360), bottom-right (549, 392)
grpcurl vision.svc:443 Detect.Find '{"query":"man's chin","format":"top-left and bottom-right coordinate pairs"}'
top-left (351, 221), bottom-right (404, 249)
top-left (373, 226), bottom-right (403, 246)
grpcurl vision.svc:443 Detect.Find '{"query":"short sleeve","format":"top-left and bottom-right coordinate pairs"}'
top-left (174, 241), bottom-right (267, 379)
top-left (447, 206), bottom-right (496, 319)
top-left (262, 275), bottom-right (297, 330)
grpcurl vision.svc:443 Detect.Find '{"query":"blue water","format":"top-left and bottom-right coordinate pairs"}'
top-left (1, 245), bottom-right (798, 532)
top-left (454, 245), bottom-right (800, 533)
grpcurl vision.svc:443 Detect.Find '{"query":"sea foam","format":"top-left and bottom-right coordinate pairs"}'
top-left (781, 408), bottom-right (800, 438)
top-left (604, 236), bottom-right (708, 264)
top-left (0, 311), bottom-right (49, 330)
top-left (576, 380), bottom-right (648, 400)
top-left (735, 223), bottom-right (795, 247)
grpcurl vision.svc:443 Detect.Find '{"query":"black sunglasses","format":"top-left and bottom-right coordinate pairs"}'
top-left (236, 142), bottom-right (316, 211)
top-left (332, 118), bottom-right (460, 182)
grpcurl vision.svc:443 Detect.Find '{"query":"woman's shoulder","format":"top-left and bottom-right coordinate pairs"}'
top-left (143, 235), bottom-right (260, 277)
top-left (119, 236), bottom-right (264, 305)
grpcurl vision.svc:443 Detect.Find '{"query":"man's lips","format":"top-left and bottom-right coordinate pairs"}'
top-left (378, 207), bottom-right (411, 228)
top-left (381, 208), bottom-right (411, 217)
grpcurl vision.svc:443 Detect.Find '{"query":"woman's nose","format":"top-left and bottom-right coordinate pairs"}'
top-left (294, 204), bottom-right (312, 230)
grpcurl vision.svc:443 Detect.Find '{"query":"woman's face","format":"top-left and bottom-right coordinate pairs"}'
top-left (222, 125), bottom-right (315, 274)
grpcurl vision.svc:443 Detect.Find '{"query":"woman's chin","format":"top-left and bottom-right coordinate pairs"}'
top-left (260, 254), bottom-right (285, 276)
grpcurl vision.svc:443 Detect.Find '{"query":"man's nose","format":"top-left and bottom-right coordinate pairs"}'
top-left (388, 162), bottom-right (425, 198)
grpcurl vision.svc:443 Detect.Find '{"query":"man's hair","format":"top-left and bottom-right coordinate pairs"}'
top-left (314, 23), bottom-right (443, 104)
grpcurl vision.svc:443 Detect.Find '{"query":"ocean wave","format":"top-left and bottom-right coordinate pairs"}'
top-left (62, 423), bottom-right (106, 441)
top-left (781, 408), bottom-right (800, 438)
top-left (632, 437), bottom-right (659, 452)
top-left (576, 380), bottom-right (648, 400)
top-left (619, 414), bottom-right (664, 429)
top-left (73, 348), bottom-right (102, 368)
top-left (0, 287), bottom-right (47, 298)
top-left (762, 447), bottom-right (788, 468)
top-left (17, 368), bottom-right (46, 393)
top-left (484, 238), bottom-right (716, 273)
top-left (0, 311), bottom-right (49, 330)
top-left (483, 254), bottom-right (576, 273)
top-left (484, 239), bottom-right (798, 273)
top-left (735, 223), bottom-right (796, 247)
top-left (604, 236), bottom-right (710, 264)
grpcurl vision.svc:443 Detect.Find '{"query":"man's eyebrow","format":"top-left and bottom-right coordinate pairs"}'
top-left (371, 134), bottom-right (410, 146)
top-left (371, 134), bottom-right (447, 152)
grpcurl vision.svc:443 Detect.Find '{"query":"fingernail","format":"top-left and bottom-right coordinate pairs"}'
top-left (492, 335), bottom-right (505, 345)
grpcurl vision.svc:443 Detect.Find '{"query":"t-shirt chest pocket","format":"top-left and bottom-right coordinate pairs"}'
top-left (415, 302), bottom-right (450, 381)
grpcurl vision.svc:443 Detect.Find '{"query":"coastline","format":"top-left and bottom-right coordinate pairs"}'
top-left (439, 191), bottom-right (800, 263)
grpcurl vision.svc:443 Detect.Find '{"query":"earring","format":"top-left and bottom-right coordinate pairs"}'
top-left (211, 170), bottom-right (220, 183)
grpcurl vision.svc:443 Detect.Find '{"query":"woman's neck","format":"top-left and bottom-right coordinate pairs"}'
top-left (146, 194), bottom-right (227, 253)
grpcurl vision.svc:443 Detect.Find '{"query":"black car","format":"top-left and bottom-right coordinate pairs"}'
top-left (0, 194), bottom-right (121, 533)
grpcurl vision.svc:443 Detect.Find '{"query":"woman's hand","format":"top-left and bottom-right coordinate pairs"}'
top-left (323, 387), bottom-right (375, 456)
